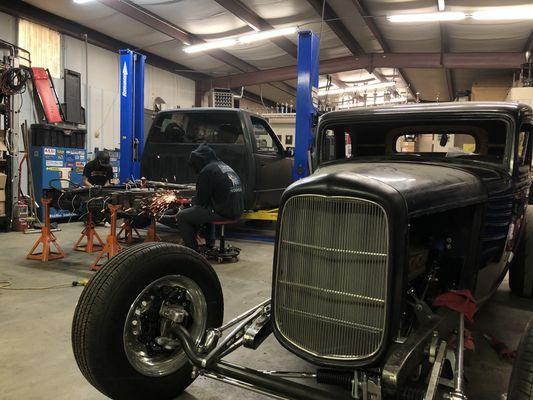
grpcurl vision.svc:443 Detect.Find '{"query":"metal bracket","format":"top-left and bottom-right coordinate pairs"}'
top-left (424, 341), bottom-right (447, 400)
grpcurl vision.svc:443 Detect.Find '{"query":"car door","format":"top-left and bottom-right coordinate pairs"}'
top-left (249, 116), bottom-right (293, 209)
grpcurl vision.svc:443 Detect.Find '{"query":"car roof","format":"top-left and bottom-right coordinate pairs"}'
top-left (158, 107), bottom-right (262, 119)
top-left (320, 101), bottom-right (533, 123)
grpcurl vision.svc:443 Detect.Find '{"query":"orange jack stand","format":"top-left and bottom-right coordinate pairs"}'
top-left (73, 213), bottom-right (104, 253)
top-left (144, 215), bottom-right (161, 243)
top-left (90, 204), bottom-right (122, 271)
top-left (26, 198), bottom-right (65, 262)
top-left (118, 218), bottom-right (141, 244)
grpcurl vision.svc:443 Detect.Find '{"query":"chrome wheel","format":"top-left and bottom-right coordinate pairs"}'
top-left (123, 275), bottom-right (207, 377)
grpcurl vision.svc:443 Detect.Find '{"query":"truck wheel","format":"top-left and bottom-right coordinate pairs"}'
top-left (510, 211), bottom-right (533, 298)
top-left (507, 318), bottom-right (533, 400)
top-left (72, 242), bottom-right (223, 400)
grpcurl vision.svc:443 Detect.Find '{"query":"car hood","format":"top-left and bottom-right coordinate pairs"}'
top-left (287, 161), bottom-right (489, 217)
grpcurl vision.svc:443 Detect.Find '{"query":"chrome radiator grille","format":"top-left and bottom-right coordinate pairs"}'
top-left (274, 195), bottom-right (389, 361)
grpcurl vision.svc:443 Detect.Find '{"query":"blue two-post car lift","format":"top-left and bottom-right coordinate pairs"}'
top-left (119, 48), bottom-right (146, 183)
top-left (118, 30), bottom-right (319, 184)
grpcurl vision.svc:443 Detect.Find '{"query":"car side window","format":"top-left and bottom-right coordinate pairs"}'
top-left (251, 117), bottom-right (281, 155)
top-left (517, 126), bottom-right (531, 167)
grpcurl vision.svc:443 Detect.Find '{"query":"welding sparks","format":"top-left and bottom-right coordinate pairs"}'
top-left (142, 190), bottom-right (180, 215)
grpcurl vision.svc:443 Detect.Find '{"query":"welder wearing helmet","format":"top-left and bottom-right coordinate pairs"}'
top-left (163, 143), bottom-right (244, 250)
top-left (83, 150), bottom-right (114, 187)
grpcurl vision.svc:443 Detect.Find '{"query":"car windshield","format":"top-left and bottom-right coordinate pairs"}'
top-left (319, 118), bottom-right (511, 167)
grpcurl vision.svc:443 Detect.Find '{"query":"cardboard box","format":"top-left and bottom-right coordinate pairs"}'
top-left (0, 172), bottom-right (6, 190)
top-left (0, 189), bottom-right (5, 201)
top-left (0, 201), bottom-right (5, 216)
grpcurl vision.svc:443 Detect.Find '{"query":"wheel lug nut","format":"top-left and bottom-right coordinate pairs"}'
top-left (132, 320), bottom-right (138, 326)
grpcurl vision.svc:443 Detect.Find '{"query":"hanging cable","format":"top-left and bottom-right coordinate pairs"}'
top-left (0, 67), bottom-right (30, 95)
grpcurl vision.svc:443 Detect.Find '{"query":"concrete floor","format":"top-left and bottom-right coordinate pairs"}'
top-left (0, 222), bottom-right (531, 400)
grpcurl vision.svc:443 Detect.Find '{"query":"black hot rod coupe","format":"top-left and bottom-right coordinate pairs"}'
top-left (72, 102), bottom-right (533, 400)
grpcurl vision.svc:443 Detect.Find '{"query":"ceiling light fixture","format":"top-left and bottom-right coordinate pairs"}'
top-left (437, 0), bottom-right (445, 11)
top-left (387, 11), bottom-right (465, 23)
top-left (472, 7), bottom-right (533, 20)
top-left (239, 27), bottom-right (297, 44)
top-left (183, 39), bottom-right (237, 54)
top-left (183, 27), bottom-right (298, 54)
top-left (73, 0), bottom-right (95, 3)
top-left (318, 81), bottom-right (396, 97)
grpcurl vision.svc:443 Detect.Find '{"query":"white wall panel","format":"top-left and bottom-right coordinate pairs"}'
top-left (144, 64), bottom-right (195, 110)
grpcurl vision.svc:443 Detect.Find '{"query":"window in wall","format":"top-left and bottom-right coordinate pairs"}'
top-left (18, 19), bottom-right (61, 78)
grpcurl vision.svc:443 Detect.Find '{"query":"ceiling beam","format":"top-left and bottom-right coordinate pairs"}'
top-left (198, 52), bottom-right (526, 91)
top-left (306, 0), bottom-right (386, 93)
top-left (213, 0), bottom-right (297, 58)
top-left (351, 0), bottom-right (387, 51)
top-left (351, 0), bottom-right (416, 97)
top-left (0, 0), bottom-right (206, 81)
top-left (98, 0), bottom-right (258, 73)
top-left (98, 0), bottom-right (295, 97)
top-left (306, 0), bottom-right (365, 55)
top-left (99, 0), bottom-right (192, 44)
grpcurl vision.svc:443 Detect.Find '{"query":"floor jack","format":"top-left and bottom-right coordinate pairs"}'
top-left (90, 204), bottom-right (122, 271)
top-left (144, 214), bottom-right (161, 242)
top-left (118, 218), bottom-right (141, 244)
top-left (26, 198), bottom-right (65, 262)
top-left (73, 212), bottom-right (104, 253)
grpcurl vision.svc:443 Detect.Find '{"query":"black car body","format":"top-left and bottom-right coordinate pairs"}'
top-left (141, 108), bottom-right (293, 210)
top-left (270, 102), bottom-right (532, 390)
top-left (73, 102), bottom-right (533, 400)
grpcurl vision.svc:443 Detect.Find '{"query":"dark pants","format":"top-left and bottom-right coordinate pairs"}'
top-left (175, 206), bottom-right (225, 250)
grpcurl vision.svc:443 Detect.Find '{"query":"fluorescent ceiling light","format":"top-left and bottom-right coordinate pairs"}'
top-left (239, 27), bottom-right (298, 44)
top-left (73, 0), bottom-right (94, 3)
top-left (472, 7), bottom-right (533, 20)
top-left (183, 27), bottom-right (297, 54)
top-left (387, 12), bottom-right (465, 23)
top-left (318, 81), bottom-right (396, 97)
top-left (183, 39), bottom-right (238, 54)
top-left (437, 0), bottom-right (445, 12)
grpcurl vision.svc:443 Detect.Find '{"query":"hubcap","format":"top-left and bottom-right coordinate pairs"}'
top-left (123, 275), bottom-right (207, 377)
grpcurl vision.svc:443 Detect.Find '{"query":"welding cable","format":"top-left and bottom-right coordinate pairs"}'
top-left (0, 67), bottom-right (30, 95)
top-left (0, 279), bottom-right (89, 290)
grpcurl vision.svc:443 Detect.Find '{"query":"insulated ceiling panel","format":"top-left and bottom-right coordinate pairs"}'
top-left (133, 0), bottom-right (250, 38)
